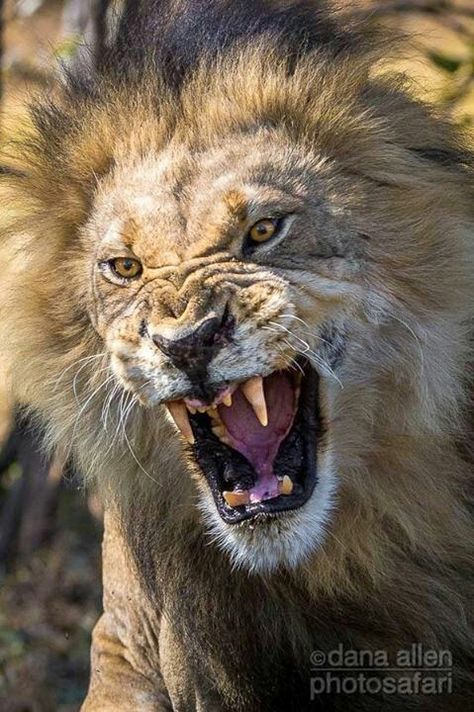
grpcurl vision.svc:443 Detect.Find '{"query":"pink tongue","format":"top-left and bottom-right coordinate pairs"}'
top-left (218, 372), bottom-right (296, 503)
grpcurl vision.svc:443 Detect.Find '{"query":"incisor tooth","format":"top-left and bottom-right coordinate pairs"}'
top-left (222, 393), bottom-right (233, 407)
top-left (223, 490), bottom-right (250, 507)
top-left (167, 401), bottom-right (195, 444)
top-left (279, 475), bottom-right (294, 496)
top-left (241, 376), bottom-right (268, 427)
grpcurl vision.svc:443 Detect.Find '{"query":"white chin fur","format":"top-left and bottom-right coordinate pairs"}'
top-left (199, 447), bottom-right (337, 574)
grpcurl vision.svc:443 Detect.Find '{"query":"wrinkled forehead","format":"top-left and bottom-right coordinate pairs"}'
top-left (91, 137), bottom-right (312, 262)
top-left (96, 149), bottom-right (192, 263)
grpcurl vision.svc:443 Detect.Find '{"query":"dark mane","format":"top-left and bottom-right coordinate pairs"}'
top-left (99, 0), bottom-right (370, 88)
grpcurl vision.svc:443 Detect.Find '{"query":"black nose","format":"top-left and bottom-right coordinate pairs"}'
top-left (151, 308), bottom-right (234, 376)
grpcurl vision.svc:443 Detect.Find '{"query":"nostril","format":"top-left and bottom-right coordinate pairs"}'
top-left (151, 332), bottom-right (174, 357)
top-left (151, 316), bottom-right (220, 358)
top-left (139, 320), bottom-right (148, 338)
top-left (214, 303), bottom-right (235, 345)
top-left (151, 306), bottom-right (234, 370)
top-left (194, 314), bottom-right (222, 346)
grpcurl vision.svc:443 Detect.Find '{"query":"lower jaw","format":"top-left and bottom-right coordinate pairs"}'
top-left (191, 365), bottom-right (321, 525)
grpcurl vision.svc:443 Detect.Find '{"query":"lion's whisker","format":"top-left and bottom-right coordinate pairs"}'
top-left (390, 313), bottom-right (425, 373)
top-left (72, 361), bottom-right (109, 406)
top-left (77, 374), bottom-right (116, 421)
top-left (118, 394), bottom-right (161, 488)
top-left (119, 391), bottom-right (136, 436)
top-left (277, 314), bottom-right (333, 347)
top-left (267, 321), bottom-right (343, 388)
top-left (53, 352), bottom-right (107, 392)
top-left (101, 380), bottom-right (121, 432)
top-left (63, 373), bottom-right (116, 466)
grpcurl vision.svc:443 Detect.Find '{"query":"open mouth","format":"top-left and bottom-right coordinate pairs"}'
top-left (166, 363), bottom-right (320, 523)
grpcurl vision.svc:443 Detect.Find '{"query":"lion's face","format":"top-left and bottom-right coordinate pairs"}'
top-left (73, 117), bottom-right (468, 572)
top-left (1, 41), bottom-right (471, 577)
top-left (82, 133), bottom-right (359, 568)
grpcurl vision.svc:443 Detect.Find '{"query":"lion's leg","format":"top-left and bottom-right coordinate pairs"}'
top-left (82, 511), bottom-right (172, 711)
top-left (82, 614), bottom-right (172, 711)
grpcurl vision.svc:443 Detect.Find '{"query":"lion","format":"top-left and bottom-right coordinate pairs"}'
top-left (0, 1), bottom-right (472, 710)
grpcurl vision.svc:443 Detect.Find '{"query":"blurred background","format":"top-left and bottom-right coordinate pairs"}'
top-left (0, 1), bottom-right (473, 710)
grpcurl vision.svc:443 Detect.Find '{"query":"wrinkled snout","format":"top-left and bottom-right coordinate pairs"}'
top-left (150, 307), bottom-right (235, 378)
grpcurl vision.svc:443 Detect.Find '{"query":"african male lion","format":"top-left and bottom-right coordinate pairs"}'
top-left (0, 1), bottom-right (472, 710)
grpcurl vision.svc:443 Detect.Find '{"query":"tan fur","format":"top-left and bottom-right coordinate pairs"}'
top-left (0, 38), bottom-right (473, 710)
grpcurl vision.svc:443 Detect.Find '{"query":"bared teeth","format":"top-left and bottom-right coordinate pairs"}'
top-left (241, 376), bottom-right (268, 427)
top-left (167, 401), bottom-right (195, 444)
top-left (279, 475), bottom-right (294, 496)
top-left (212, 424), bottom-right (232, 446)
top-left (186, 405), bottom-right (197, 415)
top-left (212, 423), bottom-right (227, 437)
top-left (222, 393), bottom-right (233, 407)
top-left (223, 490), bottom-right (250, 507)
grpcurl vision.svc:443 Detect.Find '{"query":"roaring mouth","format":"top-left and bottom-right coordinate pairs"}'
top-left (166, 363), bottom-right (320, 523)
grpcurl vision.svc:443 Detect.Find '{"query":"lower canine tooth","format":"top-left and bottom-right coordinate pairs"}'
top-left (279, 475), bottom-right (294, 496)
top-left (167, 401), bottom-right (195, 444)
top-left (212, 425), bottom-right (231, 445)
top-left (223, 490), bottom-right (250, 507)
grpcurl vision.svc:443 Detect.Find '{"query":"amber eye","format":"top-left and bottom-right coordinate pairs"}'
top-left (248, 218), bottom-right (278, 244)
top-left (109, 257), bottom-right (142, 280)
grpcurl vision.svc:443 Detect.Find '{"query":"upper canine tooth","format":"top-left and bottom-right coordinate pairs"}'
top-left (223, 490), bottom-right (250, 507)
top-left (186, 405), bottom-right (197, 414)
top-left (167, 401), bottom-right (195, 444)
top-left (197, 407), bottom-right (207, 413)
top-left (241, 376), bottom-right (268, 427)
top-left (222, 393), bottom-right (232, 407)
top-left (279, 475), bottom-right (294, 496)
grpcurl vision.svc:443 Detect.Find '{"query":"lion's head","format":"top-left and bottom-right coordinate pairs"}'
top-left (1, 38), bottom-right (473, 578)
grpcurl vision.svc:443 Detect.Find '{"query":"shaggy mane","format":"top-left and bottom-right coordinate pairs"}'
top-left (0, 2), bottom-right (473, 707)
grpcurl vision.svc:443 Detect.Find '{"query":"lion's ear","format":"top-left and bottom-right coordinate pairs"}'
top-left (408, 146), bottom-right (471, 169)
top-left (15, 95), bottom-right (117, 231)
top-left (0, 166), bottom-right (27, 177)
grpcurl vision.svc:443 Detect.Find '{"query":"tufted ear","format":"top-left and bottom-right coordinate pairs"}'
top-left (409, 146), bottom-right (472, 168)
top-left (0, 165), bottom-right (27, 177)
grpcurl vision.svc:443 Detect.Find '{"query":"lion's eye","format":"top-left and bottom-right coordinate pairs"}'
top-left (248, 218), bottom-right (279, 244)
top-left (109, 257), bottom-right (143, 279)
